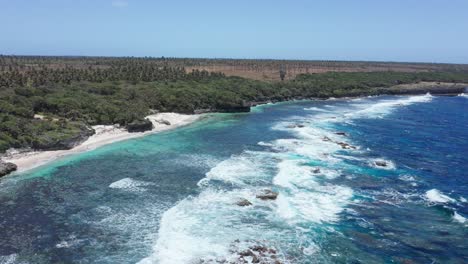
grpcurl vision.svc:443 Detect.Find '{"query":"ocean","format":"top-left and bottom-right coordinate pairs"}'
top-left (0, 94), bottom-right (467, 264)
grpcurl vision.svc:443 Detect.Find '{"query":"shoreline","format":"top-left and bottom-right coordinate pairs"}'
top-left (2, 113), bottom-right (204, 174)
top-left (1, 82), bottom-right (466, 176)
top-left (249, 82), bottom-right (468, 107)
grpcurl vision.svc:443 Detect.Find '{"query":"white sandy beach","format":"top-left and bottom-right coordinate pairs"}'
top-left (2, 113), bottom-right (203, 173)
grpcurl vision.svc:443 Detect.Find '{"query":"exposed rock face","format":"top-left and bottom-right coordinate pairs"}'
top-left (256, 189), bottom-right (278, 200)
top-left (126, 118), bottom-right (154, 132)
top-left (236, 198), bottom-right (252, 207)
top-left (0, 161), bottom-right (17, 177)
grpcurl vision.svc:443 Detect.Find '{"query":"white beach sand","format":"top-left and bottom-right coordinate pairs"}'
top-left (2, 113), bottom-right (203, 173)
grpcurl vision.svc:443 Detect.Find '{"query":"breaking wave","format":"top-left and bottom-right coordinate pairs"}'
top-left (140, 95), bottom-right (436, 263)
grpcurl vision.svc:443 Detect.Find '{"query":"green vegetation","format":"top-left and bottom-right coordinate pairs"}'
top-left (1, 55), bottom-right (468, 153)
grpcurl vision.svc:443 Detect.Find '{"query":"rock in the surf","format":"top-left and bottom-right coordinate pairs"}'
top-left (156, 119), bottom-right (171, 126)
top-left (236, 198), bottom-right (253, 207)
top-left (374, 160), bottom-right (388, 167)
top-left (312, 168), bottom-right (321, 174)
top-left (335, 132), bottom-right (348, 136)
top-left (0, 161), bottom-right (17, 177)
top-left (256, 189), bottom-right (278, 200)
top-left (337, 142), bottom-right (356, 149)
top-left (286, 123), bottom-right (305, 129)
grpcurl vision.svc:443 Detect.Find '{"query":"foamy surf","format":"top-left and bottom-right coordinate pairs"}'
top-left (140, 95), bottom-right (444, 263)
top-left (109, 177), bottom-right (154, 192)
top-left (453, 211), bottom-right (467, 224)
top-left (425, 189), bottom-right (455, 203)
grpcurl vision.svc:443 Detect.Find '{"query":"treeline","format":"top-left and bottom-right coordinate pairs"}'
top-left (3, 55), bottom-right (468, 76)
top-left (0, 58), bottom-right (224, 87)
top-left (1, 57), bottom-right (468, 153)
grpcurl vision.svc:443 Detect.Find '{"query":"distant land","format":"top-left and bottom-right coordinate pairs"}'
top-left (1, 55), bottom-right (468, 176)
top-left (3, 55), bottom-right (468, 81)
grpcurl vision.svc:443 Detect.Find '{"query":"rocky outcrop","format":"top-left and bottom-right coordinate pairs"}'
top-left (32, 126), bottom-right (95, 151)
top-left (126, 118), bottom-right (154, 132)
top-left (335, 132), bottom-right (348, 136)
top-left (0, 161), bottom-right (17, 177)
top-left (286, 123), bottom-right (305, 128)
top-left (199, 241), bottom-right (282, 264)
top-left (236, 198), bottom-right (252, 207)
top-left (384, 82), bottom-right (468, 95)
top-left (322, 136), bottom-right (357, 150)
top-left (337, 142), bottom-right (357, 150)
top-left (256, 189), bottom-right (278, 200)
top-left (155, 119), bottom-right (171, 126)
top-left (374, 160), bottom-right (388, 167)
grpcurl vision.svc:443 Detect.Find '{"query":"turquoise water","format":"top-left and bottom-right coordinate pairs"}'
top-left (0, 94), bottom-right (467, 263)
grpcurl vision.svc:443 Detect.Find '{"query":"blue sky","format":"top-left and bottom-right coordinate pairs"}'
top-left (1, 0), bottom-right (467, 63)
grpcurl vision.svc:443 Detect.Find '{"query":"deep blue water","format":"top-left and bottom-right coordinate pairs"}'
top-left (0, 94), bottom-right (467, 264)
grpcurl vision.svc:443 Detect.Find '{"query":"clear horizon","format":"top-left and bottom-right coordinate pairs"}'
top-left (1, 0), bottom-right (468, 63)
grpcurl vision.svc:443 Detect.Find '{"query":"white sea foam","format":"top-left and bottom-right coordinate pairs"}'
top-left (311, 94), bottom-right (433, 123)
top-left (109, 177), bottom-right (153, 192)
top-left (274, 159), bottom-right (353, 224)
top-left (345, 94), bottom-right (433, 120)
top-left (55, 235), bottom-right (85, 249)
top-left (201, 152), bottom-right (274, 186)
top-left (138, 189), bottom-right (272, 264)
top-left (142, 95), bottom-right (436, 263)
top-left (425, 189), bottom-right (455, 203)
top-left (0, 254), bottom-right (20, 264)
top-left (453, 211), bottom-right (467, 224)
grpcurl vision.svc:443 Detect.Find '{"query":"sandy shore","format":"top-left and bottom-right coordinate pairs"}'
top-left (2, 113), bottom-right (203, 173)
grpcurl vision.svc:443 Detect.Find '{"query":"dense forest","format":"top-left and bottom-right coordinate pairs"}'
top-left (1, 55), bottom-right (468, 153)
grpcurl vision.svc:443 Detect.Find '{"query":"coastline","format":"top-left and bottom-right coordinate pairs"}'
top-left (1, 82), bottom-right (466, 176)
top-left (2, 113), bottom-right (204, 174)
top-left (249, 81), bottom-right (468, 107)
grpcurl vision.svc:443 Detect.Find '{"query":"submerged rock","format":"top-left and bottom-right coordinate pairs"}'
top-left (236, 198), bottom-right (252, 207)
top-left (0, 161), bottom-right (17, 177)
top-left (256, 189), bottom-right (278, 200)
